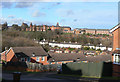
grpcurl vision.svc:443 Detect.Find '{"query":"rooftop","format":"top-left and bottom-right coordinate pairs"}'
top-left (12, 46), bottom-right (48, 58)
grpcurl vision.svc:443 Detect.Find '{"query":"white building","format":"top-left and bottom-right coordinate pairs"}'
top-left (84, 43), bottom-right (95, 49)
top-left (49, 42), bottom-right (82, 48)
top-left (39, 39), bottom-right (48, 45)
top-left (107, 47), bottom-right (112, 51)
top-left (96, 44), bottom-right (106, 51)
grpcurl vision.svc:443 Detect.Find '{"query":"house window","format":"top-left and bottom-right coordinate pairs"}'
top-left (64, 30), bottom-right (68, 31)
top-left (21, 58), bottom-right (25, 62)
top-left (114, 54), bottom-right (120, 64)
top-left (41, 57), bottom-right (45, 61)
top-left (36, 57), bottom-right (40, 62)
top-left (27, 57), bottom-right (31, 62)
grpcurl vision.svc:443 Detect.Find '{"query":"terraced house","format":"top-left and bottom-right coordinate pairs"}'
top-left (74, 28), bottom-right (112, 35)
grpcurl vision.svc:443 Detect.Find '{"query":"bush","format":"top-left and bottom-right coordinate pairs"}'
top-left (84, 47), bottom-right (90, 50)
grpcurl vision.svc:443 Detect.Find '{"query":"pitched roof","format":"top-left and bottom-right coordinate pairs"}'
top-left (12, 46), bottom-right (48, 58)
top-left (48, 53), bottom-right (86, 62)
top-left (86, 54), bottom-right (112, 62)
top-left (48, 53), bottom-right (112, 62)
top-left (110, 23), bottom-right (120, 33)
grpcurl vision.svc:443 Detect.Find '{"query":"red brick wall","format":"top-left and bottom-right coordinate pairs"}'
top-left (112, 64), bottom-right (120, 77)
top-left (113, 28), bottom-right (120, 51)
top-left (6, 49), bottom-right (16, 62)
top-left (96, 30), bottom-right (109, 35)
top-left (1, 51), bottom-right (6, 62)
top-left (86, 30), bottom-right (96, 34)
top-left (36, 27), bottom-right (39, 31)
top-left (1, 49), bottom-right (19, 62)
top-left (63, 28), bottom-right (71, 31)
top-left (39, 56), bottom-right (49, 65)
top-left (50, 26), bottom-right (61, 31)
top-left (31, 56), bottom-right (49, 65)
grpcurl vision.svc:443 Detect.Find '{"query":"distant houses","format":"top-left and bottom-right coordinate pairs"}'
top-left (25, 22), bottom-right (72, 33)
top-left (74, 28), bottom-right (112, 36)
top-left (5, 22), bottom-right (112, 35)
top-left (49, 42), bottom-right (82, 49)
top-left (25, 22), bottom-right (112, 35)
top-left (38, 39), bottom-right (112, 51)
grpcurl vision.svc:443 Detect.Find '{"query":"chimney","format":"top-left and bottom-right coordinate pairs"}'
top-left (56, 22), bottom-right (59, 26)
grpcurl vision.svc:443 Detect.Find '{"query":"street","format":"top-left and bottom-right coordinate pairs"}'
top-left (2, 71), bottom-right (120, 82)
top-left (2, 72), bottom-right (83, 82)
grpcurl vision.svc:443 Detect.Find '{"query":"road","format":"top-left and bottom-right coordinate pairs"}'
top-left (2, 72), bottom-right (119, 82)
top-left (2, 72), bottom-right (82, 82)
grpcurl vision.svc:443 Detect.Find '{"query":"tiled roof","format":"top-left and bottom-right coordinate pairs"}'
top-left (86, 54), bottom-right (112, 62)
top-left (48, 53), bottom-right (112, 62)
top-left (48, 53), bottom-right (86, 62)
top-left (12, 46), bottom-right (48, 58)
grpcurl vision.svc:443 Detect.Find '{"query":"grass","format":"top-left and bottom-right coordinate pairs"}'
top-left (57, 74), bottom-right (100, 78)
top-left (100, 76), bottom-right (120, 80)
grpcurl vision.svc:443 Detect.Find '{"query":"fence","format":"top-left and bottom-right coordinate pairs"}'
top-left (2, 61), bottom-right (61, 72)
top-left (62, 62), bottom-right (112, 77)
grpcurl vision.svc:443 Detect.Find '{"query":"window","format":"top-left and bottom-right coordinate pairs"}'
top-left (114, 54), bottom-right (120, 64)
top-left (41, 57), bottom-right (45, 61)
top-left (36, 57), bottom-right (39, 62)
top-left (64, 30), bottom-right (68, 31)
top-left (21, 58), bottom-right (25, 62)
top-left (27, 57), bottom-right (31, 62)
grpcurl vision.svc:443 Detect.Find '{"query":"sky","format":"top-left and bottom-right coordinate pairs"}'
top-left (0, 2), bottom-right (119, 29)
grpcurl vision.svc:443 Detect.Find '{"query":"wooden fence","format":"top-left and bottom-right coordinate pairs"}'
top-left (2, 61), bottom-right (61, 72)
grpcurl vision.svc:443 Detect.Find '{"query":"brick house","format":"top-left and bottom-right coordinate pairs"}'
top-left (1, 47), bottom-right (49, 65)
top-left (74, 28), bottom-right (111, 35)
top-left (25, 22), bottom-right (71, 32)
top-left (110, 23), bottom-right (120, 77)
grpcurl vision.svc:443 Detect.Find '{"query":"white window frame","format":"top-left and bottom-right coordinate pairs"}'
top-left (36, 57), bottom-right (40, 62)
top-left (41, 57), bottom-right (45, 61)
top-left (113, 54), bottom-right (120, 65)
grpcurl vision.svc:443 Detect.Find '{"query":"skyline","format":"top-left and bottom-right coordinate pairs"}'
top-left (1, 2), bottom-right (118, 29)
